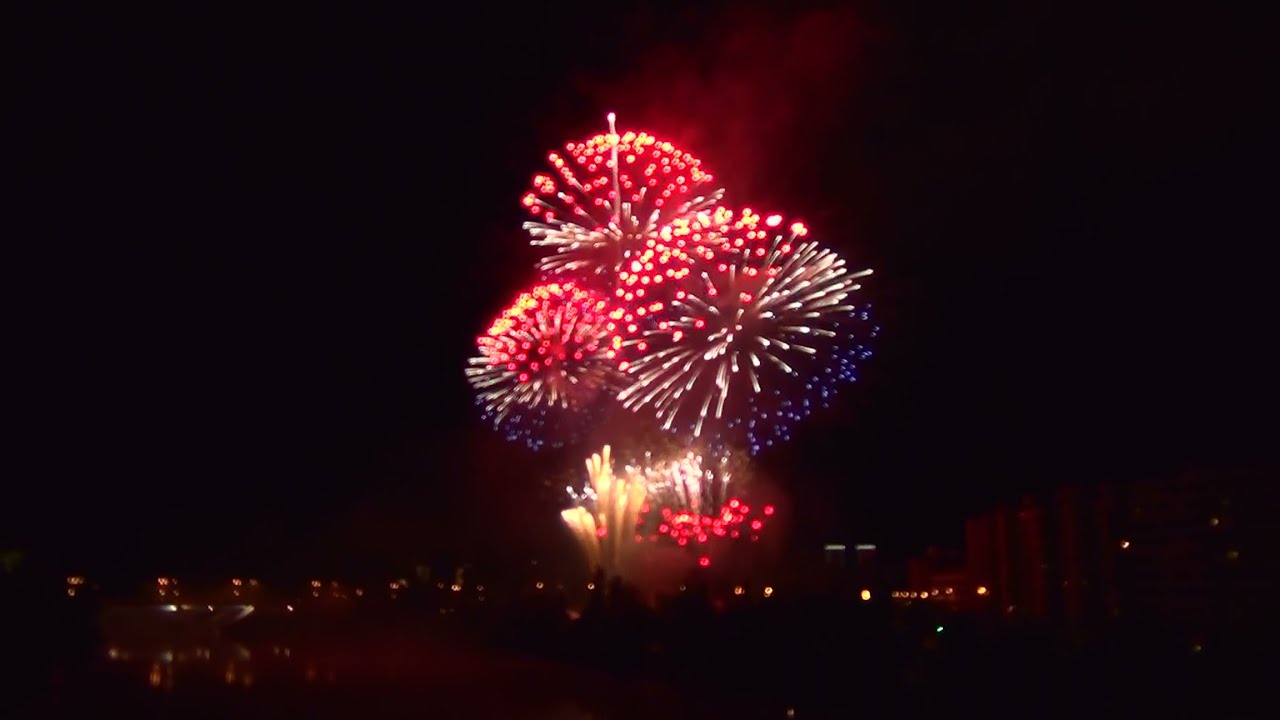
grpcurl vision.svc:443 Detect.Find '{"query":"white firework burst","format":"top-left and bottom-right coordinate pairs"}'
top-left (617, 209), bottom-right (875, 452)
top-left (627, 445), bottom-right (739, 516)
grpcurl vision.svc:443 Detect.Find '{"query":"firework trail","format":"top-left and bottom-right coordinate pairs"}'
top-left (562, 445), bottom-right (649, 576)
top-left (617, 208), bottom-right (876, 453)
top-left (466, 281), bottom-right (620, 451)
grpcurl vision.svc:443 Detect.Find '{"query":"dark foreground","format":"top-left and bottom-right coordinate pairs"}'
top-left (4, 592), bottom-right (1265, 718)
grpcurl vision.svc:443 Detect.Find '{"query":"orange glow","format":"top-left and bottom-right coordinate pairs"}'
top-left (763, 586), bottom-right (774, 597)
top-left (976, 585), bottom-right (989, 596)
top-left (860, 589), bottom-right (871, 601)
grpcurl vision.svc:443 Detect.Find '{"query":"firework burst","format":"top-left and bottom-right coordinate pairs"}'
top-left (522, 113), bottom-right (724, 287)
top-left (617, 208), bottom-right (876, 454)
top-left (629, 445), bottom-right (773, 549)
top-left (466, 281), bottom-right (619, 451)
top-left (628, 443), bottom-right (743, 516)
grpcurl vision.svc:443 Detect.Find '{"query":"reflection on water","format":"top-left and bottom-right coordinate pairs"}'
top-left (108, 635), bottom-right (340, 691)
top-left (82, 633), bottom-right (609, 719)
top-left (26, 607), bottom-right (786, 719)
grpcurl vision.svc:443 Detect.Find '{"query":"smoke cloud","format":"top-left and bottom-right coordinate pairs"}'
top-left (570, 4), bottom-right (869, 212)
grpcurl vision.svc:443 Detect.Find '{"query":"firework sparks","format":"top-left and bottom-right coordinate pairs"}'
top-left (629, 445), bottom-right (772, 548)
top-left (607, 205), bottom-right (749, 367)
top-left (628, 443), bottom-right (742, 517)
top-left (562, 445), bottom-right (649, 576)
top-left (617, 208), bottom-right (876, 454)
top-left (522, 113), bottom-right (724, 286)
top-left (466, 281), bottom-right (619, 451)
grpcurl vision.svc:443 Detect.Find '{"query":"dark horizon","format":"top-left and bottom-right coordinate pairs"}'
top-left (11, 2), bottom-right (1274, 578)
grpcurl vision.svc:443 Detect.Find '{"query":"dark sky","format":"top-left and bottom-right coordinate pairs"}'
top-left (11, 2), bottom-right (1274, 578)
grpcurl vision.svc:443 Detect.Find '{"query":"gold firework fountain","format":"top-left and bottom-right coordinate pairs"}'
top-left (562, 445), bottom-right (648, 578)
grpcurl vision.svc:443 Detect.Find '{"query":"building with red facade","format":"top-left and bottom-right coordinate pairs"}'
top-left (956, 467), bottom-right (1274, 648)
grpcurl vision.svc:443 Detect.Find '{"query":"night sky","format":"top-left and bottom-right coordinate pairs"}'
top-left (12, 2), bottom-right (1273, 579)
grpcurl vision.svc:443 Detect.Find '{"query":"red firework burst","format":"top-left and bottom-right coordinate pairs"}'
top-left (521, 114), bottom-right (724, 286)
top-left (645, 496), bottom-right (772, 547)
top-left (466, 281), bottom-right (620, 450)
